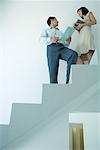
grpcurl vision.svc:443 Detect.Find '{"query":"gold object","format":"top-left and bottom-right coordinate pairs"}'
top-left (69, 123), bottom-right (84, 150)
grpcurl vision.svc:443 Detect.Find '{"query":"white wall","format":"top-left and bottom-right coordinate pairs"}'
top-left (0, 0), bottom-right (99, 123)
top-left (0, 0), bottom-right (99, 100)
top-left (69, 113), bottom-right (100, 150)
top-left (2, 113), bottom-right (100, 150)
top-left (99, 113), bottom-right (100, 147)
top-left (2, 113), bottom-right (69, 150)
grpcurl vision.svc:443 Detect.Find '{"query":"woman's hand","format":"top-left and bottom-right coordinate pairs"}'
top-left (75, 23), bottom-right (84, 31)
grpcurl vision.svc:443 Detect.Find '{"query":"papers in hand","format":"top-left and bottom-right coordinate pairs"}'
top-left (59, 26), bottom-right (75, 44)
top-left (74, 19), bottom-right (85, 25)
top-left (73, 19), bottom-right (85, 31)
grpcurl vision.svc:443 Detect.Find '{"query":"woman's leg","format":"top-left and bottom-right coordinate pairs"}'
top-left (86, 50), bottom-right (94, 63)
top-left (80, 53), bottom-right (89, 64)
top-left (80, 50), bottom-right (94, 64)
top-left (77, 56), bottom-right (84, 64)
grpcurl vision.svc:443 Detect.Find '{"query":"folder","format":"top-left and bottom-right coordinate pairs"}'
top-left (59, 26), bottom-right (75, 44)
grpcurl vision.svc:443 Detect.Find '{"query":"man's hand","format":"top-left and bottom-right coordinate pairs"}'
top-left (51, 36), bottom-right (59, 43)
top-left (66, 37), bottom-right (71, 44)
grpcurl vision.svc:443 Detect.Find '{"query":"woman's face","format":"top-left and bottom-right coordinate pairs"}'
top-left (77, 9), bottom-right (83, 17)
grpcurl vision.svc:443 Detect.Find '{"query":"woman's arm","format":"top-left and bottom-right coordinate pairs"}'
top-left (76, 12), bottom-right (97, 29)
top-left (84, 12), bottom-right (97, 26)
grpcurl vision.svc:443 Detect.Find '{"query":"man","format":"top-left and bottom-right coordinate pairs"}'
top-left (40, 17), bottom-right (78, 83)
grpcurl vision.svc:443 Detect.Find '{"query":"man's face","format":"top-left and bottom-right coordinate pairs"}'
top-left (50, 18), bottom-right (59, 27)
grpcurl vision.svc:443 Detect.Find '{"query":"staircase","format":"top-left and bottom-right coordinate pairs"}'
top-left (0, 63), bottom-right (99, 149)
top-left (0, 49), bottom-right (98, 124)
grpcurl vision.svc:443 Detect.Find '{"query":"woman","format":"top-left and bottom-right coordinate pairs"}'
top-left (75, 7), bottom-right (97, 64)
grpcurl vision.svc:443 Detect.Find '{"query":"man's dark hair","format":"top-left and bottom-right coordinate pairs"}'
top-left (47, 17), bottom-right (55, 26)
top-left (77, 7), bottom-right (89, 18)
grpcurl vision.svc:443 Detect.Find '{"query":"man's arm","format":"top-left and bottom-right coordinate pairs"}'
top-left (40, 29), bottom-right (60, 45)
top-left (40, 29), bottom-right (51, 45)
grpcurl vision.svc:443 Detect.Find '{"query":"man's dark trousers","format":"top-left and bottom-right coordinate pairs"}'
top-left (47, 43), bottom-right (78, 83)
